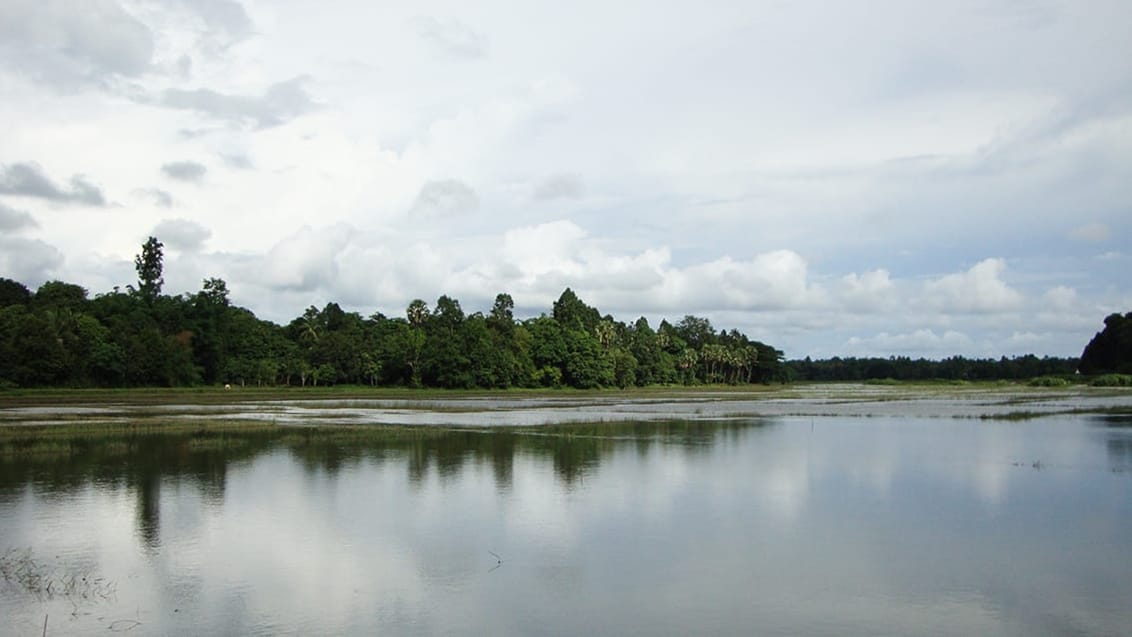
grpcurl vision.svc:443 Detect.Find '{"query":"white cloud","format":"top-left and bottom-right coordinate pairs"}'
top-left (839, 269), bottom-right (896, 312)
top-left (923, 258), bottom-right (1024, 313)
top-left (159, 78), bottom-right (317, 128)
top-left (0, 162), bottom-right (106, 206)
top-left (153, 218), bottom-right (211, 252)
top-left (0, 0), bottom-right (1128, 359)
top-left (0, 202), bottom-right (39, 232)
top-left (410, 179), bottom-right (479, 218)
top-left (162, 160), bottom-right (207, 182)
top-left (0, 0), bottom-right (153, 88)
top-left (1043, 285), bottom-right (1077, 311)
top-left (0, 236), bottom-right (64, 284)
top-left (254, 224), bottom-right (353, 293)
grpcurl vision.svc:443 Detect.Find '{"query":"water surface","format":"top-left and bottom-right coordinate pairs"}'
top-left (2, 410), bottom-right (1131, 635)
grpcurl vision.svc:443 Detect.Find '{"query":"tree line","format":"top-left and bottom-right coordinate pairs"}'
top-left (0, 237), bottom-right (787, 389)
top-left (784, 354), bottom-right (1079, 382)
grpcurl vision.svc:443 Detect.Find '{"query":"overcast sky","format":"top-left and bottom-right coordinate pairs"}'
top-left (1, 0), bottom-right (1129, 359)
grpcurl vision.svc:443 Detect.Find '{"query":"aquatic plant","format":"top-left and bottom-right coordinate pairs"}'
top-left (0, 548), bottom-right (116, 602)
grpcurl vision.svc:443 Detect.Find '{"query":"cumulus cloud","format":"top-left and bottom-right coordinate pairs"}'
top-left (533, 173), bottom-right (583, 201)
top-left (1043, 285), bottom-right (1077, 311)
top-left (456, 221), bottom-right (819, 316)
top-left (0, 202), bottom-right (39, 232)
top-left (153, 218), bottom-right (211, 252)
top-left (0, 163), bottom-right (105, 206)
top-left (161, 161), bottom-right (207, 182)
top-left (160, 77), bottom-right (316, 128)
top-left (669, 250), bottom-right (820, 312)
top-left (410, 179), bottom-right (479, 217)
top-left (0, 0), bottom-right (153, 88)
top-left (839, 269), bottom-right (896, 312)
top-left (253, 225), bottom-right (353, 293)
top-left (411, 16), bottom-right (488, 59)
top-left (1069, 222), bottom-right (1110, 242)
top-left (0, 236), bottom-right (64, 283)
top-left (923, 258), bottom-right (1023, 313)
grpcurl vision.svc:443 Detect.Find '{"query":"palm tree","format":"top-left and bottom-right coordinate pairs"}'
top-left (594, 320), bottom-right (616, 350)
top-left (406, 299), bottom-right (429, 328)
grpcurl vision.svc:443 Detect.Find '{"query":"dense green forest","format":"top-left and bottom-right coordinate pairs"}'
top-left (785, 355), bottom-right (1079, 382)
top-left (0, 237), bottom-right (786, 389)
top-left (4, 237), bottom-right (1124, 390)
top-left (1079, 312), bottom-right (1132, 375)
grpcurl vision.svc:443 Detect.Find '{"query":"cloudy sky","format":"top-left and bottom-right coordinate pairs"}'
top-left (1, 0), bottom-right (1129, 359)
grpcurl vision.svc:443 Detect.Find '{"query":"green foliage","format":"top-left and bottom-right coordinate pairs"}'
top-left (1080, 312), bottom-right (1132, 375)
top-left (1091, 374), bottom-right (1132, 387)
top-left (1028, 376), bottom-right (1073, 387)
top-left (789, 354), bottom-right (1078, 382)
top-left (133, 236), bottom-right (164, 304)
top-left (1, 240), bottom-right (798, 390)
top-left (0, 277), bottom-right (32, 307)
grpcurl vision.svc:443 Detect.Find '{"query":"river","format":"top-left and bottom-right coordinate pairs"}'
top-left (2, 387), bottom-right (1131, 635)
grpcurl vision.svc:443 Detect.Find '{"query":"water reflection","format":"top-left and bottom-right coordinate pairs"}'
top-left (1, 416), bottom-right (1130, 636)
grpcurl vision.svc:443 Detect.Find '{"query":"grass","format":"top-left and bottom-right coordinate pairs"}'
top-left (0, 383), bottom-right (794, 405)
top-left (1028, 376), bottom-right (1075, 387)
top-left (0, 420), bottom-right (280, 459)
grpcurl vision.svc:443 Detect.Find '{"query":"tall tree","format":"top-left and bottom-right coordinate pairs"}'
top-left (133, 236), bottom-right (164, 305)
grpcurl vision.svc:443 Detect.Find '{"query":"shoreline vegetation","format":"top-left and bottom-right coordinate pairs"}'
top-left (2, 238), bottom-right (1126, 395)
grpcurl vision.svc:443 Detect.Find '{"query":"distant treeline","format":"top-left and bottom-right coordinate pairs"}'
top-left (785, 355), bottom-right (1079, 382)
top-left (0, 238), bottom-right (787, 389)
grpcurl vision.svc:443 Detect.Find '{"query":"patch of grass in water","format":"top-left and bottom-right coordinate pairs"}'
top-left (0, 420), bottom-right (280, 459)
top-left (980, 411), bottom-right (1047, 421)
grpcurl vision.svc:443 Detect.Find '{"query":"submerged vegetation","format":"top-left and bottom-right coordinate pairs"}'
top-left (0, 417), bottom-right (769, 494)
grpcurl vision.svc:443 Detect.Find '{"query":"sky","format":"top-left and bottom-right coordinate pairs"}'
top-left (1, 0), bottom-right (1129, 359)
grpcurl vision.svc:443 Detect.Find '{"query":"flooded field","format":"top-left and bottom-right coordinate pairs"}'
top-left (3, 383), bottom-right (1131, 428)
top-left (2, 385), bottom-right (1131, 635)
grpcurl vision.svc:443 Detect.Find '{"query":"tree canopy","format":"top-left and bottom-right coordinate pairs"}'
top-left (0, 239), bottom-right (787, 389)
top-left (1079, 312), bottom-right (1132, 375)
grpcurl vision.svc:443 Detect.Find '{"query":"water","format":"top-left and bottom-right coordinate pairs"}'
top-left (2, 409), bottom-right (1131, 635)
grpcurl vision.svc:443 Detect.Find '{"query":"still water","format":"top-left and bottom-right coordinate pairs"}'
top-left (2, 414), bottom-right (1131, 636)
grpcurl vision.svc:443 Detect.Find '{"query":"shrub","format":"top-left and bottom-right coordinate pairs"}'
top-left (1091, 374), bottom-right (1132, 387)
top-left (1028, 376), bottom-right (1072, 387)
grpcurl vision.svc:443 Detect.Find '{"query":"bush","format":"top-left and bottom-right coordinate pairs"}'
top-left (1028, 376), bottom-right (1072, 387)
top-left (1091, 374), bottom-right (1132, 387)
